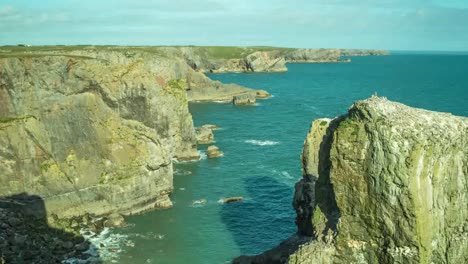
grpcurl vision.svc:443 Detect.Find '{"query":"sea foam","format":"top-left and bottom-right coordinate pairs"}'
top-left (245, 140), bottom-right (280, 146)
top-left (63, 228), bottom-right (130, 264)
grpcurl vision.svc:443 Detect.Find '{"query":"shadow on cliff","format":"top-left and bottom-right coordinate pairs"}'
top-left (231, 117), bottom-right (345, 264)
top-left (0, 193), bottom-right (101, 264)
top-left (313, 116), bottom-right (343, 235)
top-left (220, 175), bottom-right (297, 257)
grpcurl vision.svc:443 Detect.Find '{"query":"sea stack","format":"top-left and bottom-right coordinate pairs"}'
top-left (234, 96), bottom-right (468, 264)
top-left (207, 146), bottom-right (224, 158)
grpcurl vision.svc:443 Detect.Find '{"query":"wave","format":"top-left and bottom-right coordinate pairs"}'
top-left (281, 171), bottom-right (294, 179)
top-left (64, 228), bottom-right (130, 264)
top-left (244, 140), bottom-right (280, 146)
top-left (199, 150), bottom-right (207, 160)
top-left (132, 232), bottom-right (165, 240)
top-left (174, 169), bottom-right (192, 176)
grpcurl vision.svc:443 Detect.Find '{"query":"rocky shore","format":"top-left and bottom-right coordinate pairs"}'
top-left (234, 96), bottom-right (468, 264)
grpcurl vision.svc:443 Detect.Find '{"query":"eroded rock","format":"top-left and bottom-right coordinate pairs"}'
top-left (221, 197), bottom-right (244, 204)
top-left (103, 213), bottom-right (125, 228)
top-left (235, 96), bottom-right (468, 264)
top-left (207, 145), bottom-right (224, 158)
top-left (233, 93), bottom-right (256, 106)
top-left (196, 126), bottom-right (215, 144)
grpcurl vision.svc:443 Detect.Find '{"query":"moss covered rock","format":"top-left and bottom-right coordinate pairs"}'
top-left (235, 96), bottom-right (468, 264)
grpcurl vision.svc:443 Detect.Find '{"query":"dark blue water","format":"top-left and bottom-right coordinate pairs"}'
top-left (100, 55), bottom-right (468, 264)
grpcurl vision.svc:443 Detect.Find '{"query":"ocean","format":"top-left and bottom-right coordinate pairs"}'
top-left (92, 54), bottom-right (468, 264)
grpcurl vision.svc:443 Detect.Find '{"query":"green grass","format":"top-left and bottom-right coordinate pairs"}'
top-left (197, 46), bottom-right (292, 59)
top-left (0, 53), bottom-right (96, 59)
top-left (0, 45), bottom-right (294, 60)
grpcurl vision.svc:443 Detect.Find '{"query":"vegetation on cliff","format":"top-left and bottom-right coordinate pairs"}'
top-left (235, 96), bottom-right (468, 264)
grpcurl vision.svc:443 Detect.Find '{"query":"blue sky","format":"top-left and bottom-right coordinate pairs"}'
top-left (1, 0), bottom-right (467, 51)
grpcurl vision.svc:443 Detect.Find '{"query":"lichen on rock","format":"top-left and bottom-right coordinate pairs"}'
top-left (234, 96), bottom-right (468, 264)
top-left (0, 53), bottom-right (199, 219)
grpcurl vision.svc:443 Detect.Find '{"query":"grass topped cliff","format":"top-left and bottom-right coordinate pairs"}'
top-left (0, 45), bottom-right (388, 263)
top-left (0, 45), bottom-right (389, 218)
top-left (0, 45), bottom-right (388, 61)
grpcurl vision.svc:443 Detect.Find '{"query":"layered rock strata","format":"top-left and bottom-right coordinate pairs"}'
top-left (0, 47), bottom-right (273, 218)
top-left (235, 96), bottom-right (468, 264)
top-left (0, 54), bottom-right (199, 218)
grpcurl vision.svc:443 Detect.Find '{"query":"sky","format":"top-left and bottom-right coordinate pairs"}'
top-left (0, 0), bottom-right (467, 51)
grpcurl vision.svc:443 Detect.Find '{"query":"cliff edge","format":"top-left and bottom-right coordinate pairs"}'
top-left (235, 96), bottom-right (468, 264)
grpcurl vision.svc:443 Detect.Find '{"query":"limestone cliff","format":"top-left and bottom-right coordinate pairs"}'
top-left (0, 54), bottom-right (201, 218)
top-left (340, 49), bottom-right (390, 56)
top-left (283, 48), bottom-right (342, 63)
top-left (0, 46), bottom-right (273, 219)
top-left (168, 46), bottom-right (388, 73)
top-left (0, 46), bottom-right (268, 102)
top-left (235, 97), bottom-right (468, 264)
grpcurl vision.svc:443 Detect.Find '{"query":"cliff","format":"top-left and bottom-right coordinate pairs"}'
top-left (0, 45), bottom-right (388, 221)
top-left (340, 49), bottom-right (390, 56)
top-left (0, 54), bottom-right (198, 218)
top-left (135, 46), bottom-right (387, 73)
top-left (235, 97), bottom-right (468, 264)
top-left (283, 48), bottom-right (342, 63)
top-left (0, 45), bottom-right (276, 220)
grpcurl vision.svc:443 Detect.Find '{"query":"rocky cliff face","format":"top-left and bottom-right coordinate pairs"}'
top-left (340, 49), bottom-right (390, 56)
top-left (0, 46), bottom-right (272, 219)
top-left (283, 48), bottom-right (342, 63)
top-left (172, 46), bottom-right (388, 73)
top-left (0, 53), bottom-right (201, 218)
top-left (235, 97), bottom-right (468, 264)
top-left (245, 51), bottom-right (287, 72)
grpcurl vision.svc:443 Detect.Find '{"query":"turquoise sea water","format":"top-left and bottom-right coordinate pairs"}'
top-left (102, 54), bottom-right (468, 264)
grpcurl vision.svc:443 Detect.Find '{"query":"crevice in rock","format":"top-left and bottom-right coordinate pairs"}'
top-left (314, 115), bottom-right (345, 235)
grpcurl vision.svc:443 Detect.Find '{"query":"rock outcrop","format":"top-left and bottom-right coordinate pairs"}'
top-left (235, 96), bottom-right (468, 264)
top-left (207, 145), bottom-right (224, 158)
top-left (196, 126), bottom-right (215, 144)
top-left (221, 197), bottom-right (244, 204)
top-left (233, 93), bottom-right (257, 106)
top-left (283, 48), bottom-right (342, 63)
top-left (201, 124), bottom-right (219, 130)
top-left (246, 51), bottom-right (287, 72)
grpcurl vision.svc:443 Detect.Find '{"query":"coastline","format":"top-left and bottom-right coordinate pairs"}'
top-left (0, 45), bottom-right (389, 263)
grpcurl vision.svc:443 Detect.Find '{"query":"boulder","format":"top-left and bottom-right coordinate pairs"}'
top-left (103, 213), bottom-right (125, 228)
top-left (202, 124), bottom-right (220, 130)
top-left (195, 126), bottom-right (214, 144)
top-left (207, 145), bottom-right (224, 158)
top-left (222, 197), bottom-right (244, 204)
top-left (233, 93), bottom-right (256, 106)
top-left (255, 90), bottom-right (271, 99)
